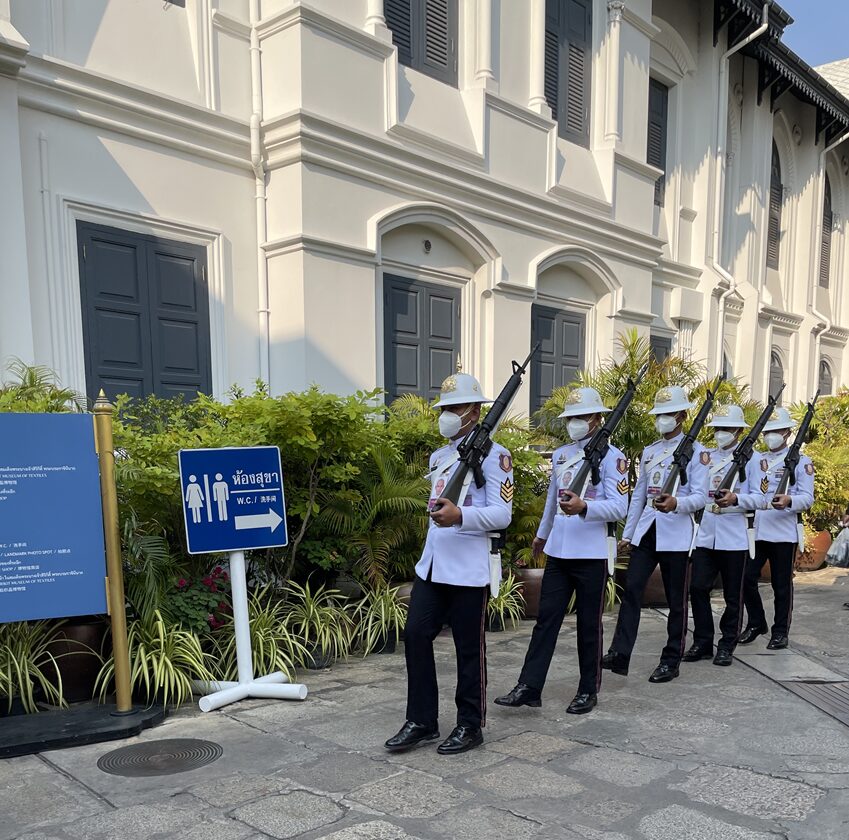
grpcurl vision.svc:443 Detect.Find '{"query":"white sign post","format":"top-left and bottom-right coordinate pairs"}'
top-left (178, 447), bottom-right (308, 712)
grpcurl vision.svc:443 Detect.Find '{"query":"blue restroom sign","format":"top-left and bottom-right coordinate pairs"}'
top-left (178, 446), bottom-right (288, 554)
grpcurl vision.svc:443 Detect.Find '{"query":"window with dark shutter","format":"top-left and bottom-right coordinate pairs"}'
top-left (543, 0), bottom-right (592, 146)
top-left (649, 334), bottom-right (672, 363)
top-left (818, 359), bottom-right (833, 396)
top-left (820, 175), bottom-right (833, 289)
top-left (385, 0), bottom-right (457, 86)
top-left (647, 78), bottom-right (669, 206)
top-left (766, 141), bottom-right (783, 270)
top-left (769, 349), bottom-right (784, 405)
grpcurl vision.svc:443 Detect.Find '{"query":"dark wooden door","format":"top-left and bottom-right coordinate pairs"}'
top-left (384, 275), bottom-right (460, 405)
top-left (77, 222), bottom-right (211, 401)
top-left (530, 304), bottom-right (585, 415)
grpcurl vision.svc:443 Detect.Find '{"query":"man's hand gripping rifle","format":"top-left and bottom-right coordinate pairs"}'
top-left (562, 364), bottom-right (649, 575)
top-left (711, 384), bottom-right (784, 559)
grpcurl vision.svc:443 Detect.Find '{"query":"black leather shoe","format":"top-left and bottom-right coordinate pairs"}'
top-left (494, 683), bottom-right (542, 708)
top-left (648, 663), bottom-right (679, 683)
top-left (738, 624), bottom-right (768, 645)
top-left (713, 649), bottom-right (733, 666)
top-left (601, 651), bottom-right (629, 676)
top-left (843, 603), bottom-right (849, 610)
top-left (384, 721), bottom-right (440, 752)
top-left (766, 634), bottom-right (788, 650)
top-left (566, 693), bottom-right (597, 715)
top-left (437, 725), bottom-right (483, 755)
top-left (682, 644), bottom-right (713, 662)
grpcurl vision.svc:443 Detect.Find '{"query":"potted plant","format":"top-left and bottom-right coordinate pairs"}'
top-left (0, 620), bottom-right (68, 714)
top-left (282, 579), bottom-right (354, 669)
top-left (486, 573), bottom-right (525, 631)
top-left (95, 609), bottom-right (213, 707)
top-left (211, 585), bottom-right (307, 682)
top-left (44, 616), bottom-right (105, 703)
top-left (354, 584), bottom-right (408, 654)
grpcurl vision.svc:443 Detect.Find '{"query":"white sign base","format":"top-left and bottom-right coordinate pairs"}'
top-left (198, 550), bottom-right (308, 713)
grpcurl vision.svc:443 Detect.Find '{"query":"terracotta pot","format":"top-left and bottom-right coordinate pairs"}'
top-left (615, 557), bottom-right (667, 608)
top-left (45, 618), bottom-right (107, 704)
top-left (795, 531), bottom-right (832, 572)
top-left (515, 568), bottom-right (545, 619)
top-left (394, 581), bottom-right (415, 607)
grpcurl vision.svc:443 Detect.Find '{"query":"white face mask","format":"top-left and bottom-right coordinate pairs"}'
top-left (764, 432), bottom-right (787, 451)
top-left (655, 414), bottom-right (678, 435)
top-left (714, 430), bottom-right (737, 450)
top-left (567, 418), bottom-right (590, 441)
top-left (439, 407), bottom-right (471, 439)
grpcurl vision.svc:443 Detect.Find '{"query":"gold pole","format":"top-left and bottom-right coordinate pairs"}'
top-left (93, 391), bottom-right (134, 714)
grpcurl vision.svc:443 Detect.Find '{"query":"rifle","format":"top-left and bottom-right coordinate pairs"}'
top-left (436, 343), bottom-right (540, 509)
top-left (563, 364), bottom-right (649, 575)
top-left (708, 383), bottom-right (785, 559)
top-left (655, 373), bottom-right (726, 505)
top-left (773, 391), bottom-right (819, 551)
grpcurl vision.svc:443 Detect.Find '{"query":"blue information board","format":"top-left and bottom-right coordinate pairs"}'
top-left (178, 447), bottom-right (288, 554)
top-left (0, 413), bottom-right (107, 623)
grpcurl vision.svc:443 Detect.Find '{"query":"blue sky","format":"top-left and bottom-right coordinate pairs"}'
top-left (780, 0), bottom-right (849, 67)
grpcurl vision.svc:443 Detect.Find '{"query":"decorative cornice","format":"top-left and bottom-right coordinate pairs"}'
top-left (262, 110), bottom-right (666, 270)
top-left (613, 149), bottom-right (664, 182)
top-left (17, 55), bottom-right (251, 171)
top-left (621, 7), bottom-right (660, 40)
top-left (212, 9), bottom-right (251, 41)
top-left (263, 234), bottom-right (378, 265)
top-left (493, 280), bottom-right (537, 300)
top-left (0, 18), bottom-right (29, 78)
top-left (656, 257), bottom-right (703, 289)
top-left (759, 305), bottom-right (804, 331)
top-left (615, 307), bottom-right (656, 326)
top-left (258, 3), bottom-right (394, 61)
top-left (387, 121), bottom-right (485, 168)
top-left (822, 326), bottom-right (849, 346)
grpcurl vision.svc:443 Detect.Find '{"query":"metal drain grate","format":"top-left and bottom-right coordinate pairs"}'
top-left (97, 738), bottom-right (223, 777)
top-left (779, 681), bottom-right (849, 728)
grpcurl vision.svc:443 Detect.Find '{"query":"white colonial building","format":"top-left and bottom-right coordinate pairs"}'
top-left (1, 0), bottom-right (848, 412)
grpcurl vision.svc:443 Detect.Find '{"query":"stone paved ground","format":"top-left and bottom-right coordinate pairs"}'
top-left (5, 569), bottom-right (849, 840)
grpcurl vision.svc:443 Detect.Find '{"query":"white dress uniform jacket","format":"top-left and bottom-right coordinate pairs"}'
top-left (415, 438), bottom-right (514, 587)
top-left (622, 433), bottom-right (709, 552)
top-left (695, 447), bottom-right (768, 551)
top-left (536, 440), bottom-right (629, 559)
top-left (754, 448), bottom-right (815, 543)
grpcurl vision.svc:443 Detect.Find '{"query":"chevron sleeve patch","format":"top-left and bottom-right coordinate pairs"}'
top-left (760, 476), bottom-right (769, 494)
top-left (500, 478), bottom-right (514, 503)
top-left (617, 478), bottom-right (629, 495)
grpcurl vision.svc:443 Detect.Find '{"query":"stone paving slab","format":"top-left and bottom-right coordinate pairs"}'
top-left (735, 649), bottom-right (847, 681)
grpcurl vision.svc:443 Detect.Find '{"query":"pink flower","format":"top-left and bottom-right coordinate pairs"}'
top-left (218, 601), bottom-right (227, 610)
top-left (212, 566), bottom-right (223, 578)
top-left (202, 576), bottom-right (213, 587)
top-left (177, 578), bottom-right (188, 588)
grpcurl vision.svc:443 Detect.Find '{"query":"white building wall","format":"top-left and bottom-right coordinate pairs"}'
top-left (0, 0), bottom-right (847, 410)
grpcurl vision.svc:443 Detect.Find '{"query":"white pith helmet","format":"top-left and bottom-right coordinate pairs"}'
top-left (648, 385), bottom-right (694, 415)
top-left (558, 387), bottom-right (611, 418)
top-left (762, 406), bottom-right (795, 432)
top-left (707, 404), bottom-right (748, 429)
top-left (432, 372), bottom-right (492, 408)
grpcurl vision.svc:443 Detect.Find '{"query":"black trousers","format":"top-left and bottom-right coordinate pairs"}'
top-left (404, 574), bottom-right (488, 729)
top-left (610, 524), bottom-right (691, 666)
top-left (690, 547), bottom-right (747, 652)
top-left (519, 556), bottom-right (607, 695)
top-left (743, 540), bottom-right (795, 636)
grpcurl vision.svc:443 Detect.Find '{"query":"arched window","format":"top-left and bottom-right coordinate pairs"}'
top-left (819, 359), bottom-right (833, 396)
top-left (769, 348), bottom-right (784, 404)
top-left (766, 141), bottom-right (783, 270)
top-left (820, 175), bottom-right (833, 289)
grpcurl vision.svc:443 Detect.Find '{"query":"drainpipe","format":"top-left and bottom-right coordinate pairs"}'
top-left (710, 3), bottom-right (770, 374)
top-left (250, 0), bottom-right (270, 386)
top-left (810, 130), bottom-right (849, 386)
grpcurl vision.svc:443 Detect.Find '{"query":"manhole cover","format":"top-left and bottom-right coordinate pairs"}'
top-left (97, 738), bottom-right (223, 777)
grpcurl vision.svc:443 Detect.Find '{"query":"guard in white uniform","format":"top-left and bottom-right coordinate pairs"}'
top-left (495, 388), bottom-right (628, 715)
top-left (740, 407), bottom-right (814, 650)
top-left (602, 386), bottom-right (709, 683)
top-left (385, 372), bottom-right (513, 756)
top-left (685, 405), bottom-right (768, 666)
